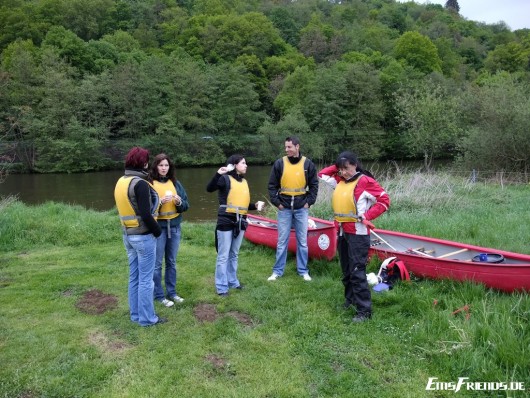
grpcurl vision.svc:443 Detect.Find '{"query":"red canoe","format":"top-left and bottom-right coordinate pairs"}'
top-left (369, 229), bottom-right (530, 293)
top-left (245, 214), bottom-right (337, 261)
top-left (245, 214), bottom-right (530, 292)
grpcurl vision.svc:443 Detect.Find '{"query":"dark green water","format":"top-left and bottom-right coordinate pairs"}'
top-left (0, 166), bottom-right (273, 221)
top-left (0, 161), bottom-right (434, 221)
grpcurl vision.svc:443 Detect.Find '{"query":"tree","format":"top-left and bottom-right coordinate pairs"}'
top-left (394, 31), bottom-right (442, 74)
top-left (484, 42), bottom-right (529, 73)
top-left (394, 81), bottom-right (464, 169)
top-left (444, 0), bottom-right (460, 14)
top-left (458, 73), bottom-right (530, 172)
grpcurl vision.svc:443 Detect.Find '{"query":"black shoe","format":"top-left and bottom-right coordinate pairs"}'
top-left (352, 314), bottom-right (371, 323)
top-left (147, 317), bottom-right (168, 326)
top-left (234, 284), bottom-right (244, 290)
top-left (218, 292), bottom-right (229, 297)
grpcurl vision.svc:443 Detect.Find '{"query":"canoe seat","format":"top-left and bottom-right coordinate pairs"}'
top-left (437, 248), bottom-right (468, 259)
top-left (413, 247), bottom-right (435, 255)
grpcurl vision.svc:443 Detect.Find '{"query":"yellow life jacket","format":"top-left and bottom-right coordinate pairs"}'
top-left (152, 180), bottom-right (179, 220)
top-left (114, 175), bottom-right (159, 234)
top-left (223, 175), bottom-right (250, 215)
top-left (280, 156), bottom-right (307, 196)
top-left (332, 178), bottom-right (362, 222)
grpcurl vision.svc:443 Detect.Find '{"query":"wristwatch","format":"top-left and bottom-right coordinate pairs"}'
top-left (358, 215), bottom-right (364, 222)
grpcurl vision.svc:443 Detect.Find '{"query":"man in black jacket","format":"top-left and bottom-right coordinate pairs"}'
top-left (267, 136), bottom-right (318, 281)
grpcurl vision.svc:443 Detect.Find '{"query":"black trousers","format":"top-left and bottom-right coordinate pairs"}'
top-left (337, 233), bottom-right (371, 316)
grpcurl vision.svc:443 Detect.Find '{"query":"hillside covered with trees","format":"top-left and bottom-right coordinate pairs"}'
top-left (1, 0), bottom-right (529, 173)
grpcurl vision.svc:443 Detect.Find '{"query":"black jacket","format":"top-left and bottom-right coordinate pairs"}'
top-left (267, 155), bottom-right (318, 210)
top-left (206, 172), bottom-right (257, 231)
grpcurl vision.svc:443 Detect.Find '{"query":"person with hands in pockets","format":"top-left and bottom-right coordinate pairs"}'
top-left (319, 151), bottom-right (390, 323)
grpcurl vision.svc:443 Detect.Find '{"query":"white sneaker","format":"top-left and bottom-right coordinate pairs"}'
top-left (267, 273), bottom-right (280, 281)
top-left (302, 274), bottom-right (312, 281)
top-left (172, 295), bottom-right (184, 303)
top-left (159, 298), bottom-right (174, 307)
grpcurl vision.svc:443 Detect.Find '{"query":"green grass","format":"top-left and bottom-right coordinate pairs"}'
top-left (0, 174), bottom-right (529, 398)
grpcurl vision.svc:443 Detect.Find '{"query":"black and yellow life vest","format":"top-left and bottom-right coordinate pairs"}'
top-left (222, 175), bottom-right (250, 215)
top-left (152, 180), bottom-right (179, 220)
top-left (332, 178), bottom-right (362, 223)
top-left (280, 156), bottom-right (306, 196)
top-left (114, 174), bottom-right (159, 234)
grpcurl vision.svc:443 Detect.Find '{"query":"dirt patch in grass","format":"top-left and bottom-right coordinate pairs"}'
top-left (205, 354), bottom-right (227, 369)
top-left (227, 311), bottom-right (254, 326)
top-left (194, 303), bottom-right (219, 322)
top-left (193, 304), bottom-right (255, 326)
top-left (76, 289), bottom-right (118, 315)
top-left (88, 331), bottom-right (130, 353)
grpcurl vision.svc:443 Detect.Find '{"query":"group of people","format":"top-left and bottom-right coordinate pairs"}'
top-left (114, 136), bottom-right (390, 327)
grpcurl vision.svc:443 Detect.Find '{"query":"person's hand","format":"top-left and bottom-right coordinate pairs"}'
top-left (278, 204), bottom-right (284, 210)
top-left (362, 218), bottom-right (375, 230)
top-left (173, 194), bottom-right (182, 206)
top-left (304, 203), bottom-right (309, 208)
top-left (218, 167), bottom-right (228, 174)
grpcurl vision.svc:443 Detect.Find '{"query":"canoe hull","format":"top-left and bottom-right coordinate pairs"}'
top-left (245, 214), bottom-right (337, 261)
top-left (369, 229), bottom-right (530, 293)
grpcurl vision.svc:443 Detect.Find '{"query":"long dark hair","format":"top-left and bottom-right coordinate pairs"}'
top-left (335, 151), bottom-right (374, 178)
top-left (226, 154), bottom-right (245, 176)
top-left (149, 153), bottom-right (176, 184)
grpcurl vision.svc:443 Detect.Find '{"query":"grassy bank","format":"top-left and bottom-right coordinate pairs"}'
top-left (1, 174), bottom-right (529, 397)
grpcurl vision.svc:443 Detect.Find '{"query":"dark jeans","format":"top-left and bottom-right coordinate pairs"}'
top-left (337, 233), bottom-right (372, 317)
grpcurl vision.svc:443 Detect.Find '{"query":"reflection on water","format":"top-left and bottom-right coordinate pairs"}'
top-left (0, 166), bottom-right (273, 222)
top-left (0, 161), bottom-right (432, 221)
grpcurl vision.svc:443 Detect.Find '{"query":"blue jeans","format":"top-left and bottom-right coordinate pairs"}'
top-left (123, 233), bottom-right (159, 326)
top-left (272, 207), bottom-right (309, 276)
top-left (154, 225), bottom-right (181, 300)
top-left (215, 229), bottom-right (244, 294)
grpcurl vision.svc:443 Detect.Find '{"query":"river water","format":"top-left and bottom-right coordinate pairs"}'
top-left (0, 161), bottom-right (432, 221)
top-left (0, 166), bottom-right (274, 222)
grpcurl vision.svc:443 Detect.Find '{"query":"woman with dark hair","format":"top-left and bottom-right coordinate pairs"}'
top-left (206, 155), bottom-right (262, 296)
top-left (318, 151), bottom-right (390, 322)
top-left (114, 147), bottom-right (166, 326)
top-left (149, 154), bottom-right (189, 307)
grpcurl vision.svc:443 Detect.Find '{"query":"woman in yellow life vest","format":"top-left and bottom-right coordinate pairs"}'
top-left (149, 154), bottom-right (189, 308)
top-left (319, 151), bottom-right (390, 323)
top-left (114, 147), bottom-right (166, 327)
top-left (206, 154), bottom-right (262, 296)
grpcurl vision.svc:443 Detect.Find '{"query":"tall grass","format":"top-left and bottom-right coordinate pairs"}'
top-left (0, 174), bottom-right (529, 397)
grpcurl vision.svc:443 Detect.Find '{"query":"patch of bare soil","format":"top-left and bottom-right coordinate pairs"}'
top-left (193, 304), bottom-right (255, 327)
top-left (75, 289), bottom-right (118, 315)
top-left (88, 331), bottom-right (130, 353)
top-left (226, 311), bottom-right (254, 326)
top-left (205, 354), bottom-right (227, 369)
top-left (193, 303), bottom-right (219, 322)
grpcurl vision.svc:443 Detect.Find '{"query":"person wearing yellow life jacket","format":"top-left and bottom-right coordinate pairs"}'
top-left (206, 154), bottom-right (262, 296)
top-left (149, 154), bottom-right (189, 308)
top-left (318, 151), bottom-right (390, 323)
top-left (267, 136), bottom-right (319, 282)
top-left (114, 147), bottom-right (166, 327)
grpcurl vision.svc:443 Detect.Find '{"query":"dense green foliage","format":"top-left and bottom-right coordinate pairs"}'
top-left (1, 176), bottom-right (529, 397)
top-left (1, 0), bottom-right (530, 172)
